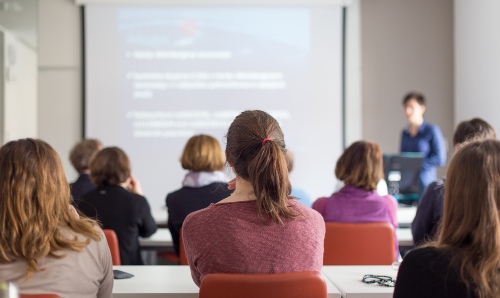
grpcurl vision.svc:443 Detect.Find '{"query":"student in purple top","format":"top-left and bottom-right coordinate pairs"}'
top-left (400, 92), bottom-right (446, 194)
top-left (312, 141), bottom-right (398, 258)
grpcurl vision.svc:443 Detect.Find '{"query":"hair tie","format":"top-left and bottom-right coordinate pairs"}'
top-left (262, 138), bottom-right (272, 147)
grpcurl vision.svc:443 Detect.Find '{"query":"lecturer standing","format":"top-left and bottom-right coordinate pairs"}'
top-left (400, 91), bottom-right (446, 195)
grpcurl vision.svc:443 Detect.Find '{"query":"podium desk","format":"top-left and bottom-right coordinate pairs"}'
top-left (113, 265), bottom-right (341, 298)
top-left (322, 266), bottom-right (397, 298)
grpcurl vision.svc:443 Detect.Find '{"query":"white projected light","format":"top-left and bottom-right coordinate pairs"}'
top-left (85, 4), bottom-right (343, 209)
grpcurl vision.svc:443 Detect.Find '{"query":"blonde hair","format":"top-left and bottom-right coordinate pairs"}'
top-left (335, 141), bottom-right (383, 191)
top-left (434, 139), bottom-right (500, 297)
top-left (0, 139), bottom-right (101, 278)
top-left (180, 135), bottom-right (225, 172)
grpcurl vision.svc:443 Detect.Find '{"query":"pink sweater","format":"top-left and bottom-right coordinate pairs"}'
top-left (182, 200), bottom-right (325, 286)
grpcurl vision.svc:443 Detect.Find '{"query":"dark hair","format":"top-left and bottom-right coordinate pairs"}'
top-left (335, 141), bottom-right (383, 191)
top-left (453, 118), bottom-right (496, 146)
top-left (180, 134), bottom-right (225, 172)
top-left (225, 110), bottom-right (294, 224)
top-left (90, 147), bottom-right (130, 186)
top-left (69, 139), bottom-right (102, 172)
top-left (402, 91), bottom-right (426, 106)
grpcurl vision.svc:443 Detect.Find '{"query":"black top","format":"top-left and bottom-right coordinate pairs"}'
top-left (77, 185), bottom-right (157, 265)
top-left (411, 178), bottom-right (445, 245)
top-left (166, 182), bottom-right (232, 255)
top-left (70, 173), bottom-right (96, 200)
top-left (394, 247), bottom-right (476, 298)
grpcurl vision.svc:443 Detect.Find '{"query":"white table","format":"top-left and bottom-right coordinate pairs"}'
top-left (113, 265), bottom-right (342, 298)
top-left (322, 266), bottom-right (397, 298)
top-left (395, 228), bottom-right (413, 247)
top-left (140, 228), bottom-right (173, 248)
top-left (396, 206), bottom-right (416, 228)
top-left (152, 208), bottom-right (167, 227)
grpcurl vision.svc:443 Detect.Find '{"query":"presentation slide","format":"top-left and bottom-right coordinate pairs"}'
top-left (85, 5), bottom-right (343, 209)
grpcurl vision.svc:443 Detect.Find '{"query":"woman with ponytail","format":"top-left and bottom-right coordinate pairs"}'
top-left (182, 110), bottom-right (325, 286)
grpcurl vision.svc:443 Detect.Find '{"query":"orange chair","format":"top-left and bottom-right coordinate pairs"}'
top-left (20, 295), bottom-right (60, 298)
top-left (199, 271), bottom-right (327, 298)
top-left (103, 229), bottom-right (121, 265)
top-left (179, 232), bottom-right (188, 265)
top-left (323, 222), bottom-right (395, 265)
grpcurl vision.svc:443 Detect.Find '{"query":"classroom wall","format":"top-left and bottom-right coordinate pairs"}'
top-left (454, 0), bottom-right (500, 131)
top-left (37, 0), bottom-right (460, 183)
top-left (360, 0), bottom-right (454, 177)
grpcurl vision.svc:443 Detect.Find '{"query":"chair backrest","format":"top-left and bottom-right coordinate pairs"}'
top-left (324, 222), bottom-right (395, 265)
top-left (20, 295), bottom-right (60, 298)
top-left (103, 229), bottom-right (121, 265)
top-left (199, 271), bottom-right (327, 298)
top-left (179, 231), bottom-right (188, 265)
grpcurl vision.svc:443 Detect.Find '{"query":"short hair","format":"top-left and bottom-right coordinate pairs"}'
top-left (453, 118), bottom-right (496, 146)
top-left (0, 139), bottom-right (100, 278)
top-left (180, 135), bottom-right (225, 172)
top-left (69, 139), bottom-right (102, 172)
top-left (90, 147), bottom-right (130, 186)
top-left (335, 141), bottom-right (383, 191)
top-left (402, 91), bottom-right (426, 106)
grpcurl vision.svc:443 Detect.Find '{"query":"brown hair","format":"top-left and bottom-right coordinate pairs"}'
top-left (335, 141), bottom-right (383, 191)
top-left (453, 118), bottom-right (496, 146)
top-left (435, 139), bottom-right (500, 297)
top-left (90, 147), bottom-right (131, 186)
top-left (226, 110), bottom-right (294, 224)
top-left (69, 139), bottom-right (102, 172)
top-left (402, 91), bottom-right (426, 106)
top-left (0, 139), bottom-right (101, 278)
top-left (181, 134), bottom-right (225, 172)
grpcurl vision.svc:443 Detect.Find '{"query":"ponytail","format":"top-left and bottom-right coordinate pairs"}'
top-left (226, 110), bottom-right (298, 224)
top-left (248, 139), bottom-right (294, 224)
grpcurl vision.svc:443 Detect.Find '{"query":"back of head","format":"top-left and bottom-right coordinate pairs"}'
top-left (226, 110), bottom-right (292, 224)
top-left (181, 134), bottom-right (225, 172)
top-left (453, 118), bottom-right (496, 146)
top-left (69, 139), bottom-right (102, 173)
top-left (335, 141), bottom-right (383, 191)
top-left (0, 139), bottom-right (99, 277)
top-left (90, 147), bottom-right (131, 186)
top-left (439, 139), bottom-right (500, 297)
top-left (402, 91), bottom-right (426, 106)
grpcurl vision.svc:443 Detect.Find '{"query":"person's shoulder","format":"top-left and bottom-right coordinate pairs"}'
top-left (183, 205), bottom-right (217, 230)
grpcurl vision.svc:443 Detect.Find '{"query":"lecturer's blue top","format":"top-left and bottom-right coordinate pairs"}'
top-left (400, 121), bottom-right (446, 191)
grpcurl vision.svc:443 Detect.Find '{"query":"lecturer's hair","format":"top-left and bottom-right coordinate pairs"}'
top-left (0, 139), bottom-right (101, 279)
top-left (225, 110), bottom-right (294, 224)
top-left (453, 118), bottom-right (496, 146)
top-left (435, 139), bottom-right (500, 298)
top-left (402, 91), bottom-right (426, 106)
top-left (335, 141), bottom-right (383, 191)
top-left (181, 134), bottom-right (225, 172)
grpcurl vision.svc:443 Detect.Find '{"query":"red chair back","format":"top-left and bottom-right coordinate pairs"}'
top-left (324, 222), bottom-right (395, 265)
top-left (103, 229), bottom-right (121, 265)
top-left (179, 231), bottom-right (188, 265)
top-left (199, 271), bottom-right (327, 298)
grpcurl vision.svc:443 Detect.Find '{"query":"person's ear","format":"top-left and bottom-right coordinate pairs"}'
top-left (225, 150), bottom-right (234, 167)
top-left (421, 104), bottom-right (426, 114)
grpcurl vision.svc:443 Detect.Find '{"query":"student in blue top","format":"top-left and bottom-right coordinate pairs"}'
top-left (400, 91), bottom-right (446, 194)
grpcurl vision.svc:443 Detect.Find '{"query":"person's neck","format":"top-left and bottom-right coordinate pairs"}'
top-left (80, 169), bottom-right (91, 175)
top-left (408, 118), bottom-right (424, 136)
top-left (219, 176), bottom-right (257, 203)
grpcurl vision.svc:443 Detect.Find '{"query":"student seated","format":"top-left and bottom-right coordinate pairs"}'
top-left (76, 146), bottom-right (157, 265)
top-left (412, 118), bottom-right (496, 245)
top-left (394, 139), bottom-right (500, 298)
top-left (0, 139), bottom-right (113, 298)
top-left (166, 134), bottom-right (232, 256)
top-left (182, 110), bottom-right (325, 287)
top-left (312, 141), bottom-right (399, 258)
top-left (68, 138), bottom-right (102, 201)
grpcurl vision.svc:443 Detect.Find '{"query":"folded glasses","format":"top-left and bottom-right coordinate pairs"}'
top-left (362, 274), bottom-right (396, 287)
